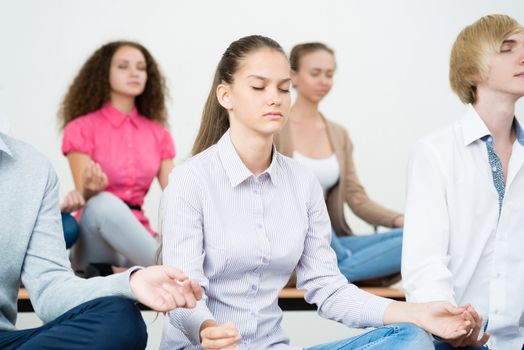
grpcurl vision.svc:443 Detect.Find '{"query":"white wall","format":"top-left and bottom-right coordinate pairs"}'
top-left (1, 0), bottom-right (523, 232)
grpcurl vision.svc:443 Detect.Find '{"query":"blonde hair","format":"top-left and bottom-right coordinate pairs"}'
top-left (450, 14), bottom-right (524, 104)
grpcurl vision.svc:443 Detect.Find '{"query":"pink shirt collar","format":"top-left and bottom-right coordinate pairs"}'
top-left (100, 103), bottom-right (140, 128)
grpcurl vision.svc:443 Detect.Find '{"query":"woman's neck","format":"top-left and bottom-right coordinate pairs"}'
top-left (473, 89), bottom-right (516, 143)
top-left (290, 94), bottom-right (322, 123)
top-left (110, 93), bottom-right (136, 115)
top-left (229, 125), bottom-right (273, 176)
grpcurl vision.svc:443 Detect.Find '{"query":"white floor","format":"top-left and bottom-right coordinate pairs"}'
top-left (16, 310), bottom-right (365, 349)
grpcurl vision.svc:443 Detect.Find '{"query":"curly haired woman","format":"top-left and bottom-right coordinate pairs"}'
top-left (59, 41), bottom-right (175, 275)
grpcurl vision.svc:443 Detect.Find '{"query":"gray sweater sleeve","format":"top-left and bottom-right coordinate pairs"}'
top-left (21, 165), bottom-right (136, 323)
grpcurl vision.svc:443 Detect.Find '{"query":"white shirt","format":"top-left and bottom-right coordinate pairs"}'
top-left (293, 151), bottom-right (340, 197)
top-left (160, 130), bottom-right (391, 349)
top-left (402, 105), bottom-right (524, 350)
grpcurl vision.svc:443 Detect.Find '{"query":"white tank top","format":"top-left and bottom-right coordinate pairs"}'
top-left (293, 151), bottom-right (340, 198)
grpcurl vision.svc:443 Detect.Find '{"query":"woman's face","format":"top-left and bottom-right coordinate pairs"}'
top-left (292, 49), bottom-right (335, 103)
top-left (109, 45), bottom-right (148, 99)
top-left (219, 48), bottom-right (291, 137)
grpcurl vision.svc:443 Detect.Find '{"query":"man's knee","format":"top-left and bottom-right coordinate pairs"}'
top-left (90, 297), bottom-right (147, 349)
top-left (9, 297), bottom-right (148, 350)
top-left (111, 298), bottom-right (147, 348)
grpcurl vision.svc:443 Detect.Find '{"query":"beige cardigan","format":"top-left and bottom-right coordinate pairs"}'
top-left (274, 116), bottom-right (400, 236)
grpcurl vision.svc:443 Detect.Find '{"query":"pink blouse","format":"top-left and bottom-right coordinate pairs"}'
top-left (62, 103), bottom-right (175, 236)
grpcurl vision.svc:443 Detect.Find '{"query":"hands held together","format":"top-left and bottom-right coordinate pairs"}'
top-left (129, 265), bottom-right (203, 312)
top-left (416, 301), bottom-right (489, 347)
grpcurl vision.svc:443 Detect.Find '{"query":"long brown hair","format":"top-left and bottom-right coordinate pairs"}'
top-left (191, 35), bottom-right (285, 155)
top-left (58, 40), bottom-right (168, 129)
top-left (289, 42), bottom-right (335, 72)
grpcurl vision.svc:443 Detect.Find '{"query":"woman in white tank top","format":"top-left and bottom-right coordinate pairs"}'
top-left (275, 42), bottom-right (403, 284)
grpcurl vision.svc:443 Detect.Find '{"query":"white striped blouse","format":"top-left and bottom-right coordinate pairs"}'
top-left (159, 130), bottom-right (392, 350)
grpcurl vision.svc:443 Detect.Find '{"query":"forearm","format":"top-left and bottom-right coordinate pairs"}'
top-left (157, 159), bottom-right (174, 189)
top-left (169, 300), bottom-right (216, 344)
top-left (348, 195), bottom-right (400, 227)
top-left (22, 168), bottom-right (131, 321)
top-left (81, 187), bottom-right (101, 201)
top-left (66, 152), bottom-right (105, 200)
top-left (297, 246), bottom-right (392, 328)
top-left (383, 301), bottom-right (423, 327)
top-left (25, 264), bottom-right (135, 323)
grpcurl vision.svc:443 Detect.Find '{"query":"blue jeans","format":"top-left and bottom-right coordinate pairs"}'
top-left (306, 323), bottom-right (433, 349)
top-left (0, 296), bottom-right (147, 349)
top-left (61, 212), bottom-right (79, 249)
top-left (330, 228), bottom-right (402, 282)
top-left (434, 341), bottom-right (488, 349)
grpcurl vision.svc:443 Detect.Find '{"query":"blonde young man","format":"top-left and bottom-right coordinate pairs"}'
top-left (402, 14), bottom-right (524, 350)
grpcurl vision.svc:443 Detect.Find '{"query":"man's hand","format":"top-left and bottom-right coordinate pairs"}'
top-left (129, 265), bottom-right (202, 312)
top-left (60, 190), bottom-right (85, 212)
top-left (200, 320), bottom-right (241, 350)
top-left (444, 304), bottom-right (490, 347)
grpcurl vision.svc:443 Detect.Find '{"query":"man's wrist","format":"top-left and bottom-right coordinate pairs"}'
top-left (127, 266), bottom-right (144, 297)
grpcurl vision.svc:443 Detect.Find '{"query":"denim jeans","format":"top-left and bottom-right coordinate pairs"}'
top-left (305, 323), bottom-right (433, 349)
top-left (330, 228), bottom-right (403, 282)
top-left (433, 341), bottom-right (489, 349)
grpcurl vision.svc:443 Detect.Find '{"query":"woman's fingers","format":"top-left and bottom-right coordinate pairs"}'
top-left (201, 325), bottom-right (240, 350)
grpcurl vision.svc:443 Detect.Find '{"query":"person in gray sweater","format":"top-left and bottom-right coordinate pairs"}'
top-left (0, 132), bottom-right (202, 349)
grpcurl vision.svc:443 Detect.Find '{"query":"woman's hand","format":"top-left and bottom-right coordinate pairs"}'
top-left (415, 301), bottom-right (478, 340)
top-left (129, 265), bottom-right (203, 312)
top-left (200, 321), bottom-right (241, 350)
top-left (82, 161), bottom-right (108, 197)
top-left (59, 190), bottom-right (85, 212)
top-left (392, 214), bottom-right (404, 227)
